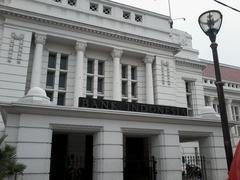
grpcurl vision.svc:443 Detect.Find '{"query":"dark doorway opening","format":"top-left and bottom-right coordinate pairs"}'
top-left (50, 133), bottom-right (93, 180)
top-left (124, 137), bottom-right (155, 180)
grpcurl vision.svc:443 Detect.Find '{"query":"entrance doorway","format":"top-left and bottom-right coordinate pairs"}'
top-left (124, 137), bottom-right (156, 180)
top-left (50, 133), bottom-right (93, 180)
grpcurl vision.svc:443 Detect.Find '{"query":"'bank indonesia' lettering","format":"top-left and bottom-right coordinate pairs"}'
top-left (79, 97), bottom-right (187, 116)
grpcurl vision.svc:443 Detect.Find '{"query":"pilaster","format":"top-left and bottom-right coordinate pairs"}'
top-left (93, 130), bottom-right (123, 180)
top-left (111, 49), bottom-right (123, 101)
top-left (225, 99), bottom-right (233, 121)
top-left (144, 55), bottom-right (154, 104)
top-left (150, 130), bottom-right (182, 180)
top-left (74, 41), bottom-right (87, 107)
top-left (30, 33), bottom-right (46, 88)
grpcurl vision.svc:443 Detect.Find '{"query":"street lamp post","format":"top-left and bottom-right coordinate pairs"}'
top-left (198, 10), bottom-right (233, 171)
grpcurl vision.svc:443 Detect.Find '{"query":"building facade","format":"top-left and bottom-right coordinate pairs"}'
top-left (0, 0), bottom-right (234, 180)
top-left (203, 61), bottom-right (240, 148)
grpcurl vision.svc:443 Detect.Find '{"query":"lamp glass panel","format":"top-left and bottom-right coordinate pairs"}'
top-left (199, 10), bottom-right (222, 35)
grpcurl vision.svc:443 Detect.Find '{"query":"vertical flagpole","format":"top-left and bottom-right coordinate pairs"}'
top-left (168, 0), bottom-right (173, 28)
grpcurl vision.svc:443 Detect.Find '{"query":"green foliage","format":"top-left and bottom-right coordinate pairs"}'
top-left (0, 135), bottom-right (26, 180)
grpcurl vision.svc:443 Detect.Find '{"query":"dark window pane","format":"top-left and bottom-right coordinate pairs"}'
top-left (131, 82), bottom-right (137, 97)
top-left (187, 95), bottom-right (192, 108)
top-left (48, 53), bottom-right (57, 68)
top-left (57, 93), bottom-right (65, 105)
top-left (122, 65), bottom-right (127, 78)
top-left (87, 76), bottom-right (93, 92)
top-left (87, 60), bottom-right (94, 74)
top-left (122, 81), bottom-right (127, 96)
top-left (98, 78), bottom-right (104, 93)
top-left (98, 61), bottom-right (104, 75)
top-left (46, 71), bottom-right (55, 88)
top-left (185, 81), bottom-right (191, 93)
top-left (59, 72), bottom-right (67, 89)
top-left (46, 91), bottom-right (53, 101)
top-left (131, 66), bottom-right (136, 80)
top-left (60, 55), bottom-right (68, 70)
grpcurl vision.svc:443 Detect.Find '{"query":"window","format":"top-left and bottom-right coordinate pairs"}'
top-left (103, 6), bottom-right (111, 15)
top-left (122, 65), bottom-right (127, 79)
top-left (86, 59), bottom-right (105, 98)
top-left (98, 61), bottom-right (104, 75)
top-left (232, 105), bottom-right (240, 136)
top-left (232, 106), bottom-right (239, 121)
top-left (98, 78), bottom-right (104, 93)
top-left (185, 81), bottom-right (194, 116)
top-left (59, 72), bottom-right (67, 90)
top-left (87, 76), bottom-right (93, 92)
top-left (135, 14), bottom-right (143, 22)
top-left (131, 82), bottom-right (137, 97)
top-left (46, 71), bottom-right (55, 88)
top-left (121, 64), bottom-right (138, 102)
top-left (87, 59), bottom-right (94, 74)
top-left (68, 0), bottom-right (76, 6)
top-left (90, 3), bottom-right (98, 11)
top-left (54, 0), bottom-right (61, 2)
top-left (45, 52), bottom-right (68, 106)
top-left (131, 66), bottom-right (137, 80)
top-left (57, 92), bottom-right (65, 106)
top-left (60, 54), bottom-right (68, 70)
top-left (48, 53), bottom-right (56, 68)
top-left (122, 81), bottom-right (127, 97)
top-left (123, 11), bottom-right (131, 19)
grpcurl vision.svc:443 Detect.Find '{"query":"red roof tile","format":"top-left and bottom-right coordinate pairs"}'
top-left (203, 64), bottom-right (240, 83)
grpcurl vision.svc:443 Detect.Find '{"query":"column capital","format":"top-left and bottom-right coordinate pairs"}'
top-left (75, 41), bottom-right (87, 52)
top-left (143, 55), bottom-right (155, 64)
top-left (111, 48), bottom-right (123, 59)
top-left (225, 99), bottom-right (232, 105)
top-left (35, 33), bottom-right (46, 45)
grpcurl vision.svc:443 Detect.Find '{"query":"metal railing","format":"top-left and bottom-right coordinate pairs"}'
top-left (182, 155), bottom-right (207, 180)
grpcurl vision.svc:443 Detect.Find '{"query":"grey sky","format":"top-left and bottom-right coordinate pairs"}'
top-left (112, 0), bottom-right (240, 67)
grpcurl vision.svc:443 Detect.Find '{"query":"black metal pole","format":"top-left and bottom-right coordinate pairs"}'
top-left (210, 42), bottom-right (233, 171)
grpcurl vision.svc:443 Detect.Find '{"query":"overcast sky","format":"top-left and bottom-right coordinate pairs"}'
top-left (112, 0), bottom-right (240, 67)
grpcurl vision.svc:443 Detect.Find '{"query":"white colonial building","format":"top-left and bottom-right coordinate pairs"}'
top-left (202, 61), bottom-right (240, 149)
top-left (0, 0), bottom-right (236, 180)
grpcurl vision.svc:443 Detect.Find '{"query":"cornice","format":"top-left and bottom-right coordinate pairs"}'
top-left (0, 102), bottom-right (236, 127)
top-left (176, 58), bottom-right (206, 70)
top-left (0, 5), bottom-right (181, 53)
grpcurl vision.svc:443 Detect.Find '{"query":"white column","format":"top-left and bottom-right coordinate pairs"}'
top-left (111, 49), bottom-right (123, 101)
top-left (150, 130), bottom-right (182, 180)
top-left (226, 99), bottom-right (233, 121)
top-left (144, 55), bottom-right (154, 104)
top-left (30, 33), bottom-right (46, 88)
top-left (93, 130), bottom-right (123, 180)
top-left (73, 41), bottom-right (87, 107)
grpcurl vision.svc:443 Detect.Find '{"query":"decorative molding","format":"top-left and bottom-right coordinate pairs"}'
top-left (176, 59), bottom-right (206, 70)
top-left (75, 41), bottom-right (87, 52)
top-left (161, 60), bottom-right (170, 86)
top-left (8, 32), bottom-right (24, 64)
top-left (111, 48), bottom-right (123, 59)
top-left (35, 33), bottom-right (46, 45)
top-left (0, 7), bottom-right (181, 53)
